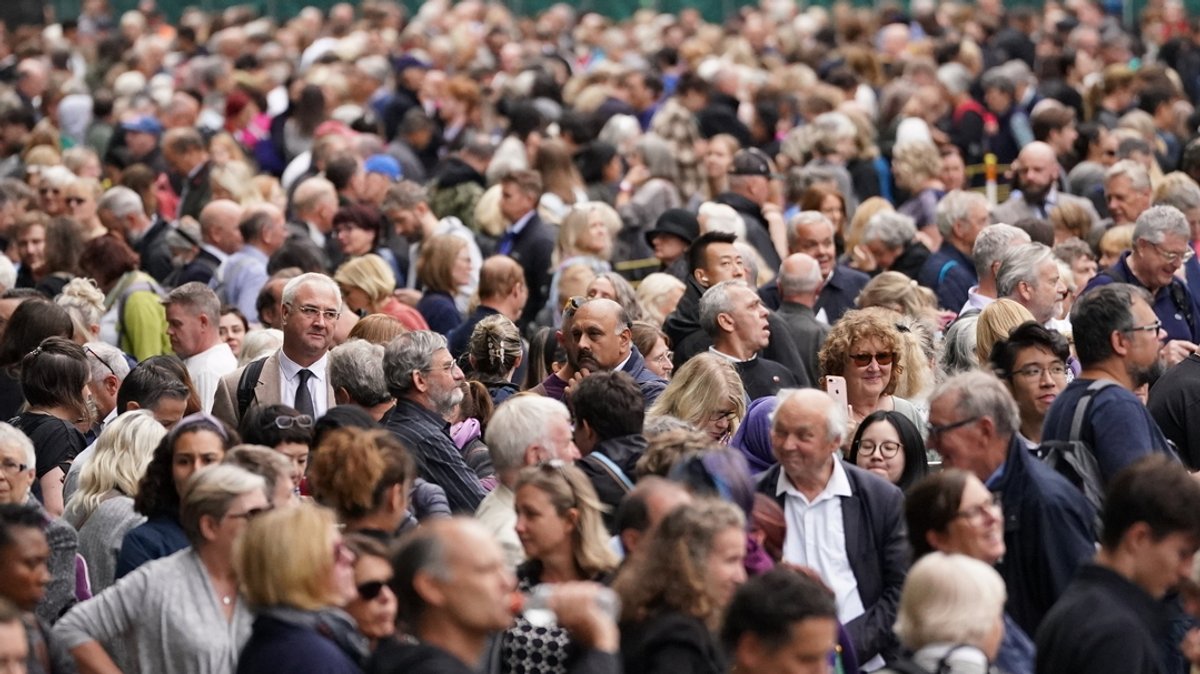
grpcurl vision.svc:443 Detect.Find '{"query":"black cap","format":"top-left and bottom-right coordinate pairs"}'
top-left (728, 148), bottom-right (772, 176)
top-left (644, 208), bottom-right (700, 248)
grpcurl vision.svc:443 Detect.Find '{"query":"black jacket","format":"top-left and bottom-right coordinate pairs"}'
top-left (382, 398), bottom-right (485, 514)
top-left (579, 434), bottom-right (645, 532)
top-left (134, 215), bottom-right (175, 284)
top-left (888, 240), bottom-right (931, 282)
top-left (756, 461), bottom-right (909, 664)
top-left (733, 355), bottom-right (800, 400)
top-left (620, 611), bottom-right (725, 674)
top-left (506, 214), bottom-right (555, 332)
top-left (620, 345), bottom-right (668, 408)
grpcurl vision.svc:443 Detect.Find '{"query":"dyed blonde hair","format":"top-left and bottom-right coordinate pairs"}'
top-left (648, 352), bottom-right (746, 436)
top-left (66, 410), bottom-right (166, 526)
top-left (236, 502), bottom-right (342, 611)
top-left (557, 203), bottom-right (619, 262)
top-left (975, 299), bottom-right (1036, 365)
top-left (334, 254), bottom-right (397, 306)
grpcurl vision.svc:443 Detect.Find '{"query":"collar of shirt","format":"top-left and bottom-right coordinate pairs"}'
top-left (304, 221), bottom-right (326, 247)
top-left (708, 345), bottom-right (755, 363)
top-left (776, 459), bottom-right (852, 504)
top-left (200, 243), bottom-right (228, 264)
top-left (506, 210), bottom-right (536, 237)
top-left (614, 352), bottom-right (633, 373)
top-left (278, 349), bottom-right (328, 384)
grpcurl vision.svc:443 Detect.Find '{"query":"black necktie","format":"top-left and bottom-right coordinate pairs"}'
top-left (293, 369), bottom-right (315, 418)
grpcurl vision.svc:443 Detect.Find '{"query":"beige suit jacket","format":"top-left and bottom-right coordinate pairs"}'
top-left (211, 350), bottom-right (335, 429)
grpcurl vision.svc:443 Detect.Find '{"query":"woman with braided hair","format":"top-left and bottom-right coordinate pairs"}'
top-left (465, 314), bottom-right (523, 406)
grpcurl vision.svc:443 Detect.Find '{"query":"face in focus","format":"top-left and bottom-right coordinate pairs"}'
top-left (282, 282), bottom-right (342, 362)
top-left (422, 348), bottom-right (466, 416)
top-left (570, 304), bottom-right (628, 372)
top-left (928, 475), bottom-right (1006, 565)
top-left (218, 313), bottom-right (246, 357)
top-left (1008, 346), bottom-right (1067, 427)
top-left (771, 397), bottom-right (838, 484)
top-left (345, 553), bottom-right (397, 642)
top-left (843, 338), bottom-right (892, 404)
top-left (854, 420), bottom-right (906, 485)
top-left (514, 483), bottom-right (575, 561)
top-left (165, 304), bottom-right (208, 359)
top-left (16, 224), bottom-right (45, 270)
top-left (697, 242), bottom-right (745, 288)
top-left (705, 526), bottom-right (748, 611)
top-left (723, 285), bottom-right (771, 353)
top-left (171, 430), bottom-right (226, 496)
top-left (0, 526), bottom-right (50, 611)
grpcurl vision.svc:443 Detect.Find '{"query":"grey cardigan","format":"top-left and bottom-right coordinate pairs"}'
top-left (72, 495), bottom-right (145, 595)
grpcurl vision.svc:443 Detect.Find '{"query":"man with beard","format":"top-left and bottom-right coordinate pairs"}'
top-left (1085, 206), bottom-right (1200, 366)
top-left (567, 298), bottom-right (666, 407)
top-left (380, 330), bottom-right (484, 514)
top-left (1043, 284), bottom-right (1180, 487)
top-left (992, 142), bottom-right (1100, 225)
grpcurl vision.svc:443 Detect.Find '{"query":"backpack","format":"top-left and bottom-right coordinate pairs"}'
top-left (1034, 379), bottom-right (1114, 535)
top-left (235, 357), bottom-right (268, 423)
top-left (116, 276), bottom-right (166, 349)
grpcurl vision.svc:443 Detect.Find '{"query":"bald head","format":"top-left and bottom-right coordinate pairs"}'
top-left (1015, 141), bottom-right (1060, 204)
top-left (571, 298), bottom-right (633, 372)
top-left (199, 199), bottom-right (245, 255)
top-left (617, 476), bottom-right (694, 558)
top-left (778, 253), bottom-right (822, 301)
top-left (293, 177), bottom-right (338, 230)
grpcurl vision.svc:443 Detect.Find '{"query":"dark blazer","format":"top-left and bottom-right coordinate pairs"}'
top-left (237, 614), bottom-right (362, 674)
top-left (756, 461), bottom-right (909, 664)
top-left (211, 351), bottom-right (336, 430)
top-left (135, 216), bottom-right (176, 284)
top-left (177, 161), bottom-right (213, 221)
top-left (506, 214), bottom-right (555, 332)
top-left (620, 345), bottom-right (668, 407)
top-left (382, 398), bottom-right (485, 514)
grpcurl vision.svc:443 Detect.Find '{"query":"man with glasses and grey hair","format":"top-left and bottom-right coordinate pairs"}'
top-left (1085, 205), bottom-right (1200, 365)
top-left (926, 370), bottom-right (1095, 638)
top-left (381, 330), bottom-right (484, 514)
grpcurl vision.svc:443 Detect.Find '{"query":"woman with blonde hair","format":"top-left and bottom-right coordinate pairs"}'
top-left (615, 500), bottom-right (747, 674)
top-left (893, 140), bottom-right (945, 237)
top-left (210, 160), bottom-right (261, 205)
top-left (466, 314), bottom-right (523, 406)
top-left (534, 139), bottom-right (588, 225)
top-left (819, 307), bottom-right (922, 433)
top-left (345, 314), bottom-right (406, 345)
top-left (648, 352), bottom-right (746, 444)
top-left (544, 203), bottom-right (619, 322)
top-left (415, 234), bottom-right (470, 335)
top-left (843, 196), bottom-right (894, 272)
top-left (501, 462), bottom-right (619, 674)
top-left (65, 410), bottom-right (168, 592)
top-left (635, 273), bottom-right (686, 327)
top-left (55, 278), bottom-right (107, 344)
top-left (235, 502), bottom-right (364, 672)
top-left (856, 271), bottom-right (939, 320)
top-left (333, 254), bottom-right (428, 331)
top-left (974, 299), bottom-right (1037, 365)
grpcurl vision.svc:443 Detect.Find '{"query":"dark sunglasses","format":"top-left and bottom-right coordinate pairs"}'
top-left (357, 580), bottom-right (389, 600)
top-left (849, 352), bottom-right (895, 367)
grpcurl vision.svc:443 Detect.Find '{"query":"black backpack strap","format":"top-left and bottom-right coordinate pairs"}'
top-left (236, 357), bottom-right (268, 422)
top-left (1169, 281), bottom-right (1195, 330)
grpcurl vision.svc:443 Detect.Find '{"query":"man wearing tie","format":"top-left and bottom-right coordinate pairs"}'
top-left (496, 170), bottom-right (554, 332)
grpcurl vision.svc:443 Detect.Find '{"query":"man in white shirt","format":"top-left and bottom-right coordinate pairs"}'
top-left (756, 388), bottom-right (908, 669)
top-left (163, 283), bottom-right (238, 413)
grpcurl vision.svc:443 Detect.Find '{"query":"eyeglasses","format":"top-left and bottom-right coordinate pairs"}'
top-left (65, 196), bottom-right (87, 206)
top-left (1012, 363), bottom-right (1068, 379)
top-left (653, 350), bottom-right (674, 365)
top-left (357, 579), bottom-right (391, 601)
top-left (1149, 241), bottom-right (1195, 265)
top-left (849, 352), bottom-right (895, 367)
top-left (1125, 320), bottom-right (1163, 335)
top-left (925, 416), bottom-right (981, 440)
top-left (856, 440), bottom-right (901, 458)
top-left (84, 346), bottom-right (117, 378)
top-left (953, 493), bottom-right (1002, 526)
top-left (270, 414), bottom-right (313, 430)
top-left (420, 360), bottom-right (459, 375)
top-left (226, 505), bottom-right (273, 521)
top-left (289, 304), bottom-right (340, 322)
top-left (0, 460), bottom-right (28, 475)
top-left (707, 409), bottom-right (736, 425)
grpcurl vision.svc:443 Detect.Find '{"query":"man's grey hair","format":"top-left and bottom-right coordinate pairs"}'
top-left (84, 341), bottom-right (130, 384)
top-left (163, 282), bottom-right (221, 321)
top-left (771, 388), bottom-right (849, 445)
top-left (281, 272), bottom-right (342, 309)
top-left (381, 180), bottom-right (428, 211)
top-left (0, 421), bottom-right (36, 468)
top-left (863, 211), bottom-right (917, 249)
top-left (484, 397), bottom-right (572, 471)
top-left (786, 211), bottom-right (834, 252)
top-left (1154, 178), bottom-right (1200, 213)
top-left (1105, 159), bottom-right (1151, 193)
top-left (328, 339), bottom-right (391, 407)
top-left (97, 186), bottom-right (144, 219)
top-left (698, 280), bottom-right (748, 337)
top-left (936, 190), bottom-right (988, 237)
top-left (1133, 205), bottom-right (1189, 245)
top-left (778, 256), bottom-right (822, 296)
top-left (996, 243), bottom-right (1055, 298)
top-left (927, 370), bottom-right (1020, 439)
top-left (937, 62), bottom-right (973, 96)
top-left (383, 330), bottom-right (447, 398)
top-left (973, 224), bottom-right (1032, 282)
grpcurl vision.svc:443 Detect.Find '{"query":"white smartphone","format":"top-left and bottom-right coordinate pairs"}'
top-left (824, 375), bottom-right (848, 410)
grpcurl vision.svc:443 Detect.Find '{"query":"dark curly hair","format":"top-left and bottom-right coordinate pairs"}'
top-left (134, 414), bottom-right (238, 519)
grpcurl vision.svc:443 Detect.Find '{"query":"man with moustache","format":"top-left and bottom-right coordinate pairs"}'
top-left (1043, 284), bottom-right (1180, 487)
top-left (566, 298), bottom-right (666, 408)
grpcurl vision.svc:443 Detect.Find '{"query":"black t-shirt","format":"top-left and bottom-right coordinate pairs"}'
top-left (11, 412), bottom-right (85, 480)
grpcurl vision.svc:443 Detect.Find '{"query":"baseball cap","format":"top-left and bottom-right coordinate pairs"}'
top-left (364, 155), bottom-right (402, 181)
top-left (728, 148), bottom-right (772, 177)
top-left (121, 115), bottom-right (163, 135)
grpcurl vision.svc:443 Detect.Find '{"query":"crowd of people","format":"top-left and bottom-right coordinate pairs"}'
top-left (2, 0), bottom-right (1200, 672)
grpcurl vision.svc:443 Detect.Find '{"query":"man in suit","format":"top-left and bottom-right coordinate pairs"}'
top-left (992, 142), bottom-right (1099, 225)
top-left (756, 388), bottom-right (908, 668)
top-left (775, 253), bottom-right (829, 385)
top-left (287, 177), bottom-right (341, 272)
top-left (162, 127), bottom-right (211, 222)
top-left (759, 212), bottom-right (869, 325)
top-left (567, 298), bottom-right (667, 407)
top-left (496, 170), bottom-right (554, 332)
top-left (212, 273), bottom-right (341, 429)
top-left (97, 186), bottom-right (173, 284)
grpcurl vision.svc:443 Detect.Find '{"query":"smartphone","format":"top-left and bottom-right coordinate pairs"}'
top-left (825, 375), bottom-right (848, 410)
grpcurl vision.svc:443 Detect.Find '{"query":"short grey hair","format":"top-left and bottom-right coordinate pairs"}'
top-left (698, 280), bottom-right (747, 337)
top-left (772, 388), bottom-right (849, 445)
top-left (935, 190), bottom-right (988, 237)
top-left (939, 315), bottom-right (979, 376)
top-left (937, 62), bottom-right (973, 96)
top-left (83, 341), bottom-right (130, 384)
top-left (1132, 205), bottom-right (1189, 245)
top-left (895, 552), bottom-right (1008, 651)
top-left (328, 339), bottom-right (391, 407)
top-left (996, 243), bottom-right (1055, 298)
top-left (179, 464), bottom-right (267, 547)
top-left (281, 272), bottom-right (342, 309)
top-left (786, 211), bottom-right (834, 252)
top-left (1105, 159), bottom-right (1151, 193)
top-left (163, 281), bottom-right (221, 321)
top-left (927, 370), bottom-right (1020, 438)
top-left (778, 256), bottom-right (822, 296)
top-left (972, 224), bottom-right (1031, 281)
top-left (383, 330), bottom-right (447, 398)
top-left (97, 186), bottom-right (144, 219)
top-left (484, 396), bottom-right (572, 471)
top-left (863, 211), bottom-right (916, 249)
top-left (1154, 178), bottom-right (1200, 212)
top-left (0, 422), bottom-right (35, 469)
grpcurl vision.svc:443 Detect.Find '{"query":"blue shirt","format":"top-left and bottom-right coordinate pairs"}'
top-left (1086, 251), bottom-right (1200, 343)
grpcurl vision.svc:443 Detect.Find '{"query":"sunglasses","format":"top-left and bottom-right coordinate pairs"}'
top-left (849, 352), bottom-right (895, 367)
top-left (357, 580), bottom-right (390, 601)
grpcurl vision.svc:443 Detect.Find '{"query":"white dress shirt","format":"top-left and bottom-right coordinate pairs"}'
top-left (277, 350), bottom-right (329, 418)
top-left (186, 342), bottom-right (239, 413)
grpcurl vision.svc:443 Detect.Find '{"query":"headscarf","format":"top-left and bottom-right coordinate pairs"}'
top-left (729, 396), bottom-right (778, 475)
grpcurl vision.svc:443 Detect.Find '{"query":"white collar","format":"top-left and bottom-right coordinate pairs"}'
top-left (278, 349), bottom-right (328, 381)
top-left (776, 458), bottom-right (851, 503)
